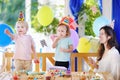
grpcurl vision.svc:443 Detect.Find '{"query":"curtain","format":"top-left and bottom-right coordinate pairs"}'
top-left (69, 0), bottom-right (102, 21)
top-left (112, 0), bottom-right (120, 52)
top-left (98, 0), bottom-right (102, 14)
top-left (69, 0), bottom-right (84, 21)
top-left (69, 0), bottom-right (84, 71)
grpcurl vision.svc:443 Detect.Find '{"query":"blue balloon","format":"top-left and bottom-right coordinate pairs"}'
top-left (93, 16), bottom-right (110, 36)
top-left (0, 24), bottom-right (13, 47)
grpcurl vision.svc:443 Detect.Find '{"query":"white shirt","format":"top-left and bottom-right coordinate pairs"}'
top-left (96, 47), bottom-right (120, 80)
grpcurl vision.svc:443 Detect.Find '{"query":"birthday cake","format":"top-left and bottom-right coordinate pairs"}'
top-left (48, 66), bottom-right (67, 76)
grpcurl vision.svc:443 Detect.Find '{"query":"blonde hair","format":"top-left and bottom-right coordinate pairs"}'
top-left (15, 21), bottom-right (29, 31)
top-left (58, 23), bottom-right (71, 37)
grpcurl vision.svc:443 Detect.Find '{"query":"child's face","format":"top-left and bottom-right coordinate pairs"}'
top-left (57, 25), bottom-right (67, 37)
top-left (16, 23), bottom-right (27, 35)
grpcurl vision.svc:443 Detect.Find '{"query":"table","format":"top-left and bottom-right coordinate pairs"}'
top-left (0, 71), bottom-right (114, 80)
top-left (0, 72), bottom-right (12, 80)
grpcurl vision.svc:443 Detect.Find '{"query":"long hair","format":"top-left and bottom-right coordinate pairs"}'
top-left (97, 26), bottom-right (118, 61)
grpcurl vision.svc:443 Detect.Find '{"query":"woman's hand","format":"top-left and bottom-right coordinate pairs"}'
top-left (88, 57), bottom-right (98, 69)
top-left (88, 58), bottom-right (96, 64)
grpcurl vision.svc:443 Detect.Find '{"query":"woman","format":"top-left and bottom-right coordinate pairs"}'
top-left (89, 26), bottom-right (120, 80)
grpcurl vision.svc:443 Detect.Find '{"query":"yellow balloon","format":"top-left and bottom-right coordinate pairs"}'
top-left (90, 38), bottom-right (100, 52)
top-left (77, 37), bottom-right (91, 53)
top-left (37, 6), bottom-right (54, 26)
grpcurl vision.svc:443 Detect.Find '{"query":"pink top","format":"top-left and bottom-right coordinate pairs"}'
top-left (13, 34), bottom-right (35, 60)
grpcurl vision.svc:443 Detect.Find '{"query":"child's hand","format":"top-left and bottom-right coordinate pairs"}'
top-left (54, 36), bottom-right (61, 42)
top-left (4, 29), bottom-right (14, 40)
top-left (4, 29), bottom-right (10, 34)
top-left (34, 59), bottom-right (39, 63)
top-left (60, 47), bottom-right (66, 52)
top-left (50, 34), bottom-right (57, 41)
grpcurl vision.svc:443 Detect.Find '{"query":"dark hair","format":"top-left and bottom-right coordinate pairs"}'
top-left (97, 25), bottom-right (118, 61)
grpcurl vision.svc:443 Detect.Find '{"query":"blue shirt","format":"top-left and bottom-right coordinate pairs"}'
top-left (55, 37), bottom-right (73, 61)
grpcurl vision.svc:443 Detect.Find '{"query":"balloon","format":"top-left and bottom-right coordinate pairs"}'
top-left (37, 6), bottom-right (54, 26)
top-left (89, 37), bottom-right (100, 52)
top-left (70, 29), bottom-right (79, 50)
top-left (0, 24), bottom-right (13, 47)
top-left (93, 16), bottom-right (110, 36)
top-left (77, 37), bottom-right (91, 53)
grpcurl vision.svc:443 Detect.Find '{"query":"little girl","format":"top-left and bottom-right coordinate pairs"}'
top-left (52, 18), bottom-right (73, 69)
top-left (5, 11), bottom-right (37, 71)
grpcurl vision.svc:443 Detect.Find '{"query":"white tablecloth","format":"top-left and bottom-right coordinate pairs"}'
top-left (0, 72), bottom-right (12, 80)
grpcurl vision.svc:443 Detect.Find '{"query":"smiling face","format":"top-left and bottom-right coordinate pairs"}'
top-left (99, 29), bottom-right (111, 44)
top-left (15, 21), bottom-right (28, 35)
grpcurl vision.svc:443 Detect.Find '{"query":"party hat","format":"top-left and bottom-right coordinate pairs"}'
top-left (59, 16), bottom-right (70, 27)
top-left (18, 11), bottom-right (24, 21)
